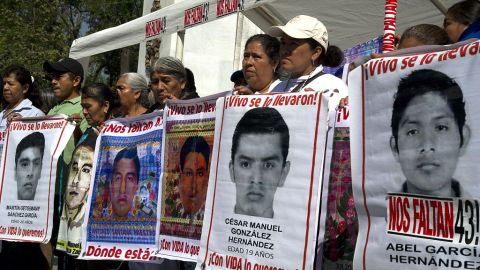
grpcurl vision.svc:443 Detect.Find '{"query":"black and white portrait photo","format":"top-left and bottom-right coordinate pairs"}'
top-left (15, 132), bottom-right (45, 200)
top-left (389, 69), bottom-right (469, 197)
top-left (229, 107), bottom-right (290, 219)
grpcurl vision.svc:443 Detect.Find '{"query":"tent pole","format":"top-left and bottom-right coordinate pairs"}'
top-left (233, 13), bottom-right (245, 71)
top-left (430, 0), bottom-right (447, 15)
top-left (175, 30), bottom-right (185, 61)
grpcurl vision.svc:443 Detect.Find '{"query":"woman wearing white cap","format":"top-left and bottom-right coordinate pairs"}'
top-left (268, 15), bottom-right (347, 108)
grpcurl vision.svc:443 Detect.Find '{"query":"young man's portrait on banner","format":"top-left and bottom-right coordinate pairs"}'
top-left (161, 129), bottom-right (214, 239)
top-left (109, 147), bottom-right (140, 218)
top-left (15, 132), bottom-right (45, 200)
top-left (230, 107), bottom-right (290, 219)
top-left (64, 140), bottom-right (95, 230)
top-left (389, 69), bottom-right (470, 197)
top-left (177, 136), bottom-right (210, 218)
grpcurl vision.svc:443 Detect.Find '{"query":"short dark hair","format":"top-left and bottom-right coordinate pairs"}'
top-left (400, 24), bottom-right (451, 46)
top-left (245, 34), bottom-right (280, 65)
top-left (15, 132), bottom-right (45, 166)
top-left (231, 107), bottom-right (290, 165)
top-left (391, 69), bottom-right (466, 148)
top-left (180, 136), bottom-right (210, 171)
top-left (306, 39), bottom-right (344, 68)
top-left (112, 147), bottom-right (140, 183)
top-left (81, 83), bottom-right (116, 116)
top-left (182, 68), bottom-right (200, 100)
top-left (2, 65), bottom-right (43, 109)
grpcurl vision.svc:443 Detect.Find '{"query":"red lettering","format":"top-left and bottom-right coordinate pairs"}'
top-left (217, 0), bottom-right (239, 16)
top-left (104, 124), bottom-right (126, 133)
top-left (125, 249), bottom-right (132, 259)
top-left (388, 196), bottom-right (410, 233)
top-left (384, 18), bottom-right (396, 31)
top-left (86, 246), bottom-right (122, 258)
top-left (185, 5), bottom-right (205, 27)
top-left (469, 41), bottom-right (479, 55)
top-left (217, 0), bottom-right (224, 16)
top-left (445, 201), bottom-right (454, 238)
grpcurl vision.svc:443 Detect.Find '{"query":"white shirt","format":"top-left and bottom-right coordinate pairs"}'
top-left (270, 65), bottom-right (348, 113)
top-left (0, 98), bottom-right (44, 129)
top-left (254, 80), bottom-right (281, 95)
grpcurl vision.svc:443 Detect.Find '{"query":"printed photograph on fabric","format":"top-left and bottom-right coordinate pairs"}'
top-left (87, 132), bottom-right (161, 245)
top-left (161, 121), bottom-right (214, 240)
top-left (199, 93), bottom-right (326, 270)
top-left (229, 107), bottom-right (290, 219)
top-left (351, 42), bottom-right (480, 270)
top-left (14, 132), bottom-right (45, 201)
top-left (57, 134), bottom-right (97, 255)
top-left (109, 147), bottom-right (141, 218)
top-left (388, 69), bottom-right (469, 197)
top-left (92, 145), bottom-right (159, 219)
top-left (65, 143), bottom-right (94, 229)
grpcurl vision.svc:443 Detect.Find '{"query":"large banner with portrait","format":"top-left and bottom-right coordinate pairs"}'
top-left (80, 112), bottom-right (163, 261)
top-left (158, 92), bottom-right (226, 261)
top-left (0, 115), bottom-right (75, 243)
top-left (57, 128), bottom-right (99, 255)
top-left (197, 92), bottom-right (328, 270)
top-left (349, 40), bottom-right (480, 270)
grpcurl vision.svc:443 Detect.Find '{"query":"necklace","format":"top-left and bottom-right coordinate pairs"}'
top-left (285, 67), bottom-right (317, 93)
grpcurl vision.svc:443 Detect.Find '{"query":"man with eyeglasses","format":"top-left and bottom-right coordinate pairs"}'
top-left (42, 57), bottom-right (89, 269)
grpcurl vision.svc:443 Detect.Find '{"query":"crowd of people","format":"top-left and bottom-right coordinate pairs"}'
top-left (0, 0), bottom-right (479, 269)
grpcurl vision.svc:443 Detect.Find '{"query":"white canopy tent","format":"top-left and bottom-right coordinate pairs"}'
top-left (69, 0), bottom-right (458, 96)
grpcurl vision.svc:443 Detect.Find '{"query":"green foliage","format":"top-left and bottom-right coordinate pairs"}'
top-left (83, 0), bottom-right (143, 86)
top-left (0, 0), bottom-right (143, 91)
top-left (0, 0), bottom-right (70, 91)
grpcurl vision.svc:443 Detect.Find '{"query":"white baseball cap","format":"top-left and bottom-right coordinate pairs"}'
top-left (268, 15), bottom-right (329, 50)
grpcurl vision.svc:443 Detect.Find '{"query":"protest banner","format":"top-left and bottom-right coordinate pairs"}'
top-left (349, 40), bottom-right (480, 270)
top-left (80, 111), bottom-right (163, 261)
top-left (157, 92), bottom-right (227, 261)
top-left (57, 128), bottom-right (99, 255)
top-left (197, 92), bottom-right (328, 270)
top-left (0, 115), bottom-right (75, 243)
top-left (316, 106), bottom-right (358, 270)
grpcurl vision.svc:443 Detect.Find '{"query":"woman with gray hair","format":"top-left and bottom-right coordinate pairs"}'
top-left (131, 58), bottom-right (199, 270)
top-left (149, 56), bottom-right (199, 111)
top-left (115, 72), bottom-right (150, 117)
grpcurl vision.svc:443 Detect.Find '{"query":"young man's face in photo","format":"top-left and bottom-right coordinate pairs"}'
top-left (16, 147), bottom-right (43, 200)
top-left (110, 158), bottom-right (138, 217)
top-left (179, 152), bottom-right (209, 214)
top-left (392, 92), bottom-right (468, 194)
top-left (66, 146), bottom-right (93, 210)
top-left (230, 133), bottom-right (290, 218)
